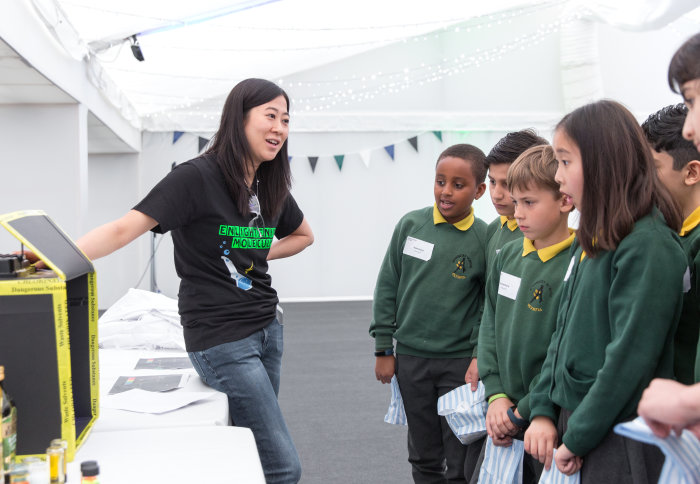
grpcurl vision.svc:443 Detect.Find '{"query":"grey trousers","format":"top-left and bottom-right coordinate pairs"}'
top-left (558, 408), bottom-right (664, 484)
top-left (396, 354), bottom-right (480, 484)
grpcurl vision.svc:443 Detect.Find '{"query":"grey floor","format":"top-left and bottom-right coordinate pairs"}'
top-left (278, 301), bottom-right (413, 484)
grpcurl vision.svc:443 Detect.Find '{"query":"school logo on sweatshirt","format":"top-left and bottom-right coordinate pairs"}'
top-left (452, 254), bottom-right (472, 280)
top-left (527, 280), bottom-right (552, 312)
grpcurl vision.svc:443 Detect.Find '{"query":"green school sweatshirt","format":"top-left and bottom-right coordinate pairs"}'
top-left (478, 230), bottom-right (575, 421)
top-left (370, 205), bottom-right (487, 358)
top-left (486, 216), bottom-right (524, 269)
top-left (528, 211), bottom-right (687, 457)
top-left (677, 207), bottom-right (700, 383)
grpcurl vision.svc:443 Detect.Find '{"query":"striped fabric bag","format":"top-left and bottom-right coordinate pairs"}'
top-left (614, 417), bottom-right (700, 483)
top-left (384, 375), bottom-right (407, 425)
top-left (537, 448), bottom-right (580, 484)
top-left (437, 382), bottom-right (487, 444)
top-left (478, 436), bottom-right (524, 484)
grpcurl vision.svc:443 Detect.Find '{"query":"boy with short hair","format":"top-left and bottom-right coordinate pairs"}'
top-left (370, 144), bottom-right (488, 483)
top-left (485, 129), bottom-right (549, 266)
top-left (642, 103), bottom-right (700, 384)
top-left (477, 145), bottom-right (574, 483)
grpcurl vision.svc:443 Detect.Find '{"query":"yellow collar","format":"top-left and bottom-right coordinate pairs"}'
top-left (500, 215), bottom-right (519, 232)
top-left (522, 229), bottom-right (576, 262)
top-left (680, 205), bottom-right (700, 236)
top-left (433, 205), bottom-right (475, 231)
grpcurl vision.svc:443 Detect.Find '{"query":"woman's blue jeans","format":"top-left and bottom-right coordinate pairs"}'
top-left (188, 319), bottom-right (301, 483)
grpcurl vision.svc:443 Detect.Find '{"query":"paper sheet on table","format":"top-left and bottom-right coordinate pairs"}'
top-left (101, 388), bottom-right (217, 414)
top-left (108, 374), bottom-right (189, 394)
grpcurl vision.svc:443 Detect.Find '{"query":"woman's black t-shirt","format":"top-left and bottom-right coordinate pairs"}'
top-left (133, 154), bottom-right (304, 352)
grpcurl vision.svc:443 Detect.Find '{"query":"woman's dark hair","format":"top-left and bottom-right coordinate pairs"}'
top-left (206, 78), bottom-right (291, 219)
top-left (668, 32), bottom-right (700, 93)
top-left (556, 100), bottom-right (682, 257)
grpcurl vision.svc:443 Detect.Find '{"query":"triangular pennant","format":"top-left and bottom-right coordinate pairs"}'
top-left (408, 136), bottom-right (418, 152)
top-left (173, 131), bottom-right (184, 144)
top-left (334, 155), bottom-right (344, 171)
top-left (359, 150), bottom-right (371, 168)
top-left (384, 145), bottom-right (395, 160)
top-left (198, 136), bottom-right (210, 152)
top-left (432, 131), bottom-right (443, 142)
top-left (308, 156), bottom-right (319, 173)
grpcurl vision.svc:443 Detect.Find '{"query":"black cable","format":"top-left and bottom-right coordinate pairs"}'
top-left (134, 233), bottom-right (167, 290)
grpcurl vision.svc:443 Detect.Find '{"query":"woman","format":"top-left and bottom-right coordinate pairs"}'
top-left (75, 78), bottom-right (313, 483)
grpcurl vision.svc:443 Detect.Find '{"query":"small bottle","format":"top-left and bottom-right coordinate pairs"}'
top-left (22, 457), bottom-right (48, 484)
top-left (46, 445), bottom-right (64, 484)
top-left (0, 367), bottom-right (17, 484)
top-left (7, 462), bottom-right (28, 484)
top-left (49, 440), bottom-right (67, 483)
top-left (80, 461), bottom-right (99, 483)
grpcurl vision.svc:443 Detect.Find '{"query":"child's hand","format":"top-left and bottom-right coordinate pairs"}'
top-left (375, 356), bottom-right (395, 384)
top-left (638, 378), bottom-right (698, 437)
top-left (486, 397), bottom-right (517, 443)
top-left (492, 435), bottom-right (513, 446)
top-left (464, 358), bottom-right (479, 391)
top-left (524, 416), bottom-right (557, 470)
top-left (554, 444), bottom-right (582, 475)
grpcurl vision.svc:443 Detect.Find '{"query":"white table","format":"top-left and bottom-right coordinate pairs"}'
top-left (93, 349), bottom-right (229, 432)
top-left (67, 426), bottom-right (265, 483)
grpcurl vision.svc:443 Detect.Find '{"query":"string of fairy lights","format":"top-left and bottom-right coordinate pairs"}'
top-left (88, 3), bottom-right (558, 118)
top-left (48, 0), bottom-right (700, 131)
top-left (132, 3), bottom-right (572, 125)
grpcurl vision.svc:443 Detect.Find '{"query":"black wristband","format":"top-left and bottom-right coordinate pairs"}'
top-left (374, 348), bottom-right (394, 357)
top-left (507, 405), bottom-right (530, 429)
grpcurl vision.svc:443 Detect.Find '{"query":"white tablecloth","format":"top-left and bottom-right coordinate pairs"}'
top-left (68, 426), bottom-right (264, 483)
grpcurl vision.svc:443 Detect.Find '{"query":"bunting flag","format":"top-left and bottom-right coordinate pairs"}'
top-left (384, 145), bottom-right (395, 160)
top-left (198, 136), bottom-right (210, 153)
top-left (308, 156), bottom-right (319, 173)
top-left (359, 150), bottom-right (371, 168)
top-left (334, 155), bottom-right (344, 171)
top-left (166, 130), bottom-right (451, 174)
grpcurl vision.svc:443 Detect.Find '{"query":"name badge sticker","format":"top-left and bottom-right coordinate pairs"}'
top-left (403, 236), bottom-right (434, 261)
top-left (498, 271), bottom-right (521, 300)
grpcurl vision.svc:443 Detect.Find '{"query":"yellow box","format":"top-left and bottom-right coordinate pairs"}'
top-left (0, 210), bottom-right (99, 462)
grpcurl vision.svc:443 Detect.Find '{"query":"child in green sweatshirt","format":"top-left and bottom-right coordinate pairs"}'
top-left (478, 144), bottom-right (574, 483)
top-left (642, 103), bottom-right (700, 385)
top-left (523, 100), bottom-right (687, 484)
top-left (638, 30), bottom-right (700, 442)
top-left (370, 144), bottom-right (487, 483)
top-left (484, 130), bottom-right (549, 267)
